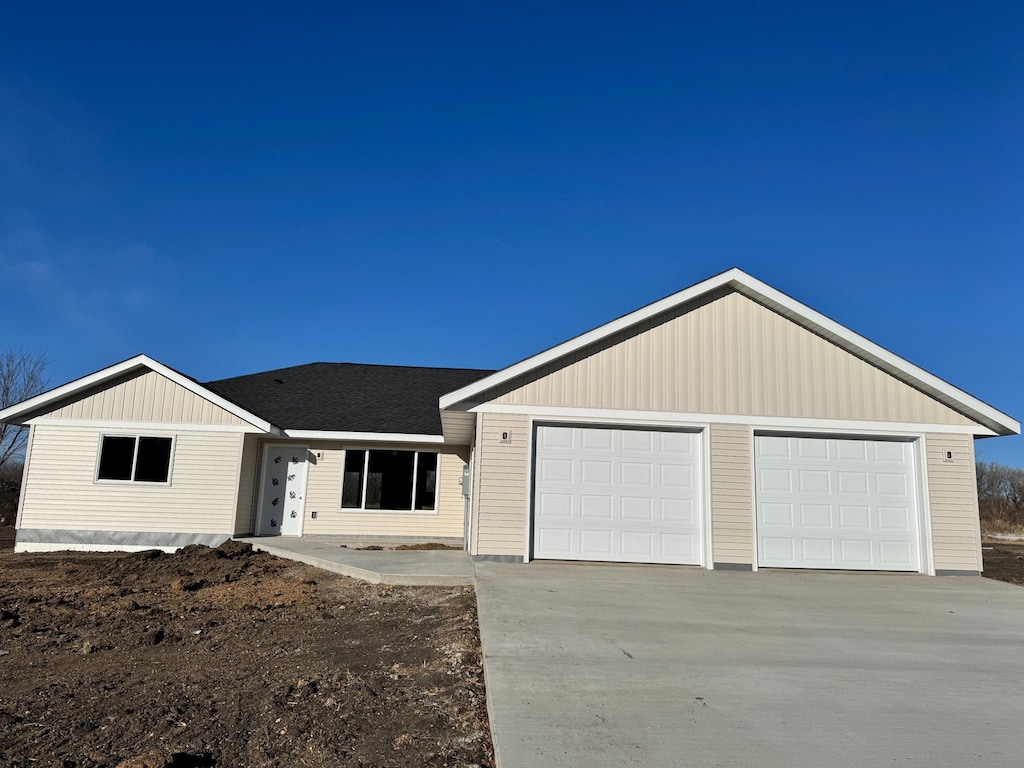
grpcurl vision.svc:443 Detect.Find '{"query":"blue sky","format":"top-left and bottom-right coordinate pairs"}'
top-left (2, 2), bottom-right (1022, 464)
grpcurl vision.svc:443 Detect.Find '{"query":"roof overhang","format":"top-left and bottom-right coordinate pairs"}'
top-left (439, 268), bottom-right (1020, 437)
top-left (0, 354), bottom-right (280, 434)
top-left (284, 430), bottom-right (445, 444)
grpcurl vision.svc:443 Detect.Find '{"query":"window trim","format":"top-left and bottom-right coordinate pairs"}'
top-left (339, 446), bottom-right (440, 513)
top-left (94, 433), bottom-right (176, 486)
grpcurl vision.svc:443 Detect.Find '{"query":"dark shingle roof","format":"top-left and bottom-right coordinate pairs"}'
top-left (204, 363), bottom-right (495, 435)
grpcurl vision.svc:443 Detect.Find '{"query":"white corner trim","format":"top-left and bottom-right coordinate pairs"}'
top-left (469, 403), bottom-right (998, 437)
top-left (438, 268), bottom-right (1019, 436)
top-left (284, 430), bottom-right (446, 444)
top-left (26, 417), bottom-right (261, 433)
top-left (0, 354), bottom-right (278, 434)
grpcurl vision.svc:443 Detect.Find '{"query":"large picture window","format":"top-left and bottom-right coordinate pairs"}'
top-left (341, 449), bottom-right (437, 511)
top-left (97, 435), bottom-right (173, 483)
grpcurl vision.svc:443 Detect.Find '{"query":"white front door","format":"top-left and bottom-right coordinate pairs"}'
top-left (754, 435), bottom-right (921, 571)
top-left (257, 444), bottom-right (309, 536)
top-left (532, 425), bottom-right (704, 565)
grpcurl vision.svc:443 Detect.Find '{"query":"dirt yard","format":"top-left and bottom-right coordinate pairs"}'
top-left (981, 540), bottom-right (1024, 586)
top-left (0, 540), bottom-right (493, 768)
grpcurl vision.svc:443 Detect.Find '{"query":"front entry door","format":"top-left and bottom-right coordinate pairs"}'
top-left (257, 444), bottom-right (309, 536)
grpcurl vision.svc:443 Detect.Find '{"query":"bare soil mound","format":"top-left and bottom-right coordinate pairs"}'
top-left (0, 542), bottom-right (492, 767)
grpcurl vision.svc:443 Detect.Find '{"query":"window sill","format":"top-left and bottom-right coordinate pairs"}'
top-left (94, 479), bottom-right (172, 487)
top-left (337, 508), bottom-right (440, 515)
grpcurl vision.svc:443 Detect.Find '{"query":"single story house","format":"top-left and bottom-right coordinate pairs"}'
top-left (2, 268), bottom-right (1018, 575)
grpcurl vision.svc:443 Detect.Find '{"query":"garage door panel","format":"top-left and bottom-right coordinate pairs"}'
top-left (801, 504), bottom-right (833, 527)
top-left (533, 425), bottom-right (703, 565)
top-left (755, 435), bottom-right (921, 572)
top-left (661, 498), bottom-right (695, 523)
top-left (758, 436), bottom-right (791, 457)
top-left (879, 540), bottom-right (913, 566)
top-left (837, 471), bottom-right (869, 495)
top-left (537, 527), bottom-right (572, 555)
top-left (580, 529), bottom-right (613, 557)
top-left (835, 439), bottom-right (867, 461)
top-left (760, 468), bottom-right (793, 493)
top-left (838, 505), bottom-right (870, 529)
top-left (581, 460), bottom-right (613, 484)
top-left (579, 495), bottom-right (612, 519)
top-left (621, 462), bottom-right (654, 486)
top-left (878, 506), bottom-right (912, 531)
top-left (802, 538), bottom-right (835, 564)
top-left (621, 430), bottom-right (654, 453)
top-left (799, 469), bottom-right (831, 493)
top-left (539, 458), bottom-right (573, 483)
top-left (876, 472), bottom-right (909, 496)
top-left (661, 463), bottom-right (693, 489)
top-left (762, 502), bottom-right (794, 527)
top-left (762, 537), bottom-right (796, 563)
top-left (839, 539), bottom-right (873, 564)
top-left (661, 533), bottom-right (696, 560)
top-left (798, 438), bottom-right (831, 459)
top-left (620, 530), bottom-right (653, 557)
top-left (538, 492), bottom-right (572, 519)
top-left (659, 431), bottom-right (696, 456)
top-left (621, 496), bottom-right (653, 521)
top-left (580, 428), bottom-right (613, 450)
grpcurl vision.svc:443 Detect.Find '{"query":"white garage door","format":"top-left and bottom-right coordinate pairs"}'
top-left (533, 425), bottom-right (703, 565)
top-left (754, 435), bottom-right (921, 572)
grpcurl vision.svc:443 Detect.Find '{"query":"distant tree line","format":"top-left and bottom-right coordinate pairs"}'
top-left (976, 461), bottom-right (1024, 532)
top-left (0, 460), bottom-right (21, 526)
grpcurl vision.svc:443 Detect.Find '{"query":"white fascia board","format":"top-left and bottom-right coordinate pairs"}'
top-left (25, 417), bottom-right (262, 434)
top-left (471, 403), bottom-right (999, 437)
top-left (284, 430), bottom-right (445, 444)
top-left (0, 354), bottom-right (278, 434)
top-left (440, 268), bottom-right (1019, 436)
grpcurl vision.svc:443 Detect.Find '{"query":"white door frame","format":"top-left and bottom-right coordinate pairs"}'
top-left (255, 443), bottom-right (310, 536)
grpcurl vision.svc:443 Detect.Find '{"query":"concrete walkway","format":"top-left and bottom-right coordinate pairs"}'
top-left (235, 536), bottom-right (474, 586)
top-left (474, 561), bottom-right (1024, 768)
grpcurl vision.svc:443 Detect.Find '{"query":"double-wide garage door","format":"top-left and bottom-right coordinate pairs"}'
top-left (533, 425), bottom-right (703, 565)
top-left (754, 435), bottom-right (922, 572)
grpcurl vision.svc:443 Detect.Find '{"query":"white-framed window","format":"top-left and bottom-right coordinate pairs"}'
top-left (96, 435), bottom-right (174, 484)
top-left (340, 449), bottom-right (438, 511)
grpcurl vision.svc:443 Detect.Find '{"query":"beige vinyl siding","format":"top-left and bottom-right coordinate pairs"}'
top-left (710, 423), bottom-right (754, 564)
top-left (472, 412), bottom-right (530, 557)
top-left (37, 370), bottom-right (251, 427)
top-left (19, 424), bottom-right (243, 533)
top-left (233, 434), bottom-right (262, 535)
top-left (926, 434), bottom-right (983, 572)
top-left (482, 290), bottom-right (975, 427)
top-left (300, 442), bottom-right (468, 538)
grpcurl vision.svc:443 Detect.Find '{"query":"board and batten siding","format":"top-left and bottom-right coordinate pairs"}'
top-left (301, 442), bottom-right (469, 538)
top-left (926, 433), bottom-right (983, 573)
top-left (710, 423), bottom-right (754, 565)
top-left (472, 412), bottom-right (530, 557)
top-left (36, 370), bottom-right (251, 427)
top-left (480, 289), bottom-right (975, 427)
top-left (19, 424), bottom-right (243, 534)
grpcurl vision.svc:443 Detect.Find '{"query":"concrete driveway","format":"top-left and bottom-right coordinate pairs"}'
top-left (474, 562), bottom-right (1024, 768)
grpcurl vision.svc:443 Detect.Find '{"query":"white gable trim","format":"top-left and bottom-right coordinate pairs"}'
top-left (0, 354), bottom-right (279, 434)
top-left (439, 268), bottom-right (1020, 436)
